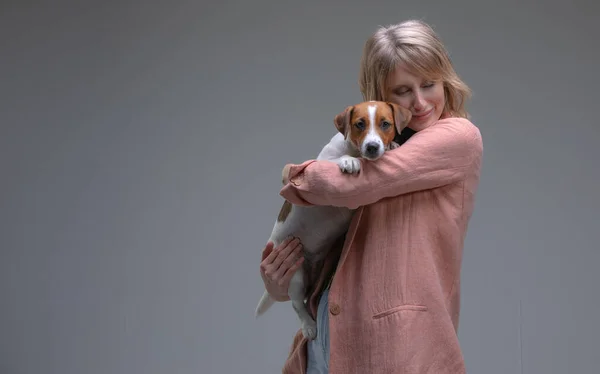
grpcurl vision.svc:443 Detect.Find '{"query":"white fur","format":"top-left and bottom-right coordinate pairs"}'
top-left (255, 104), bottom-right (397, 340)
top-left (362, 105), bottom-right (385, 160)
top-left (254, 133), bottom-right (359, 339)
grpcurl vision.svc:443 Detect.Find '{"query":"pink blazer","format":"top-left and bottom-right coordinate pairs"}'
top-left (278, 117), bottom-right (483, 373)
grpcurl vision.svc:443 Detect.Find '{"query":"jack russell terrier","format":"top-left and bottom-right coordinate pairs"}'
top-left (255, 100), bottom-right (412, 339)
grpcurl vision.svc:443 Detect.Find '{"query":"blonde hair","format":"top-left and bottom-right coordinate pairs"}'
top-left (358, 20), bottom-right (471, 118)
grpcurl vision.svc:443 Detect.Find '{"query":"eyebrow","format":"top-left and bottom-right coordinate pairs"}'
top-left (390, 81), bottom-right (435, 91)
top-left (390, 84), bottom-right (410, 91)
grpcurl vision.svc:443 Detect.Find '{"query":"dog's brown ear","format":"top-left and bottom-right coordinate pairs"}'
top-left (334, 105), bottom-right (354, 134)
top-left (387, 102), bottom-right (412, 133)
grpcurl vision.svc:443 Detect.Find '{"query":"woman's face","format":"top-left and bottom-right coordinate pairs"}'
top-left (385, 63), bottom-right (446, 131)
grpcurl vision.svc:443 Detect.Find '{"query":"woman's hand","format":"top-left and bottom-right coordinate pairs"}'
top-left (260, 237), bottom-right (304, 302)
top-left (281, 164), bottom-right (292, 185)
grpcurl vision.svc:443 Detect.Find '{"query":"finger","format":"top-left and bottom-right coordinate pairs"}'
top-left (261, 237), bottom-right (294, 275)
top-left (272, 237), bottom-right (301, 270)
top-left (274, 243), bottom-right (303, 280)
top-left (274, 236), bottom-right (294, 252)
top-left (260, 243), bottom-right (274, 274)
top-left (285, 243), bottom-right (304, 267)
top-left (261, 242), bottom-right (274, 261)
top-left (263, 237), bottom-right (291, 265)
top-left (279, 257), bottom-right (304, 286)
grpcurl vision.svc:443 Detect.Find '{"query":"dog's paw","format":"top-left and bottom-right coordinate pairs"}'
top-left (389, 141), bottom-right (400, 150)
top-left (301, 319), bottom-right (318, 340)
top-left (337, 155), bottom-right (361, 174)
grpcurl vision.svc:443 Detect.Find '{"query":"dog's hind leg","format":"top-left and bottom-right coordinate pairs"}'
top-left (288, 269), bottom-right (317, 340)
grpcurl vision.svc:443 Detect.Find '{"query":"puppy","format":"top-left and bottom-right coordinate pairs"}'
top-left (255, 101), bottom-right (411, 340)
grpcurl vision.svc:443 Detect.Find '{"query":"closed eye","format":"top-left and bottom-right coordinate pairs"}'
top-left (393, 81), bottom-right (436, 95)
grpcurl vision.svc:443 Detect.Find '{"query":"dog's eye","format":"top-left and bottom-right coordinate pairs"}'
top-left (381, 121), bottom-right (392, 129)
top-left (354, 120), bottom-right (365, 130)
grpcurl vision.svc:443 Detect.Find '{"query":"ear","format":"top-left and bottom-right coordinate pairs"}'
top-left (333, 105), bottom-right (354, 134)
top-left (387, 102), bottom-right (412, 133)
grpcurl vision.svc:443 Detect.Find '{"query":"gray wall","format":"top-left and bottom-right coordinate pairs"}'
top-left (1, 0), bottom-right (598, 373)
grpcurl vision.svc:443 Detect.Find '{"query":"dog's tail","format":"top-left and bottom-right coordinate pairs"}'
top-left (255, 290), bottom-right (276, 317)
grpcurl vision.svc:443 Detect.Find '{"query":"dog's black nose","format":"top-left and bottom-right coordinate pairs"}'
top-left (366, 143), bottom-right (379, 154)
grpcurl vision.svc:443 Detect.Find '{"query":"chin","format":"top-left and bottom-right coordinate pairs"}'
top-left (412, 109), bottom-right (442, 128)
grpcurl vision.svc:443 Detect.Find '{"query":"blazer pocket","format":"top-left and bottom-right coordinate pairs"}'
top-left (372, 304), bottom-right (428, 319)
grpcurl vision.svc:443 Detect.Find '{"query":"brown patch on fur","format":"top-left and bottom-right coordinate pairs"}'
top-left (349, 103), bottom-right (371, 149)
top-left (333, 105), bottom-right (353, 134)
top-left (386, 102), bottom-right (412, 134)
top-left (277, 200), bottom-right (292, 222)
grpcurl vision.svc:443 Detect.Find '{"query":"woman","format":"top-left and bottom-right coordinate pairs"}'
top-left (259, 19), bottom-right (483, 373)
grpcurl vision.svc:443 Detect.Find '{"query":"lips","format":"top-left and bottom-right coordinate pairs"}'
top-left (412, 108), bottom-right (433, 119)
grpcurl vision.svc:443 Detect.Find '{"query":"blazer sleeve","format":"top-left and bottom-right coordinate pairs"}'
top-left (279, 117), bottom-right (483, 209)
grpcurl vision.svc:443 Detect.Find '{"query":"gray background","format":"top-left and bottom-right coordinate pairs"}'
top-left (1, 0), bottom-right (598, 373)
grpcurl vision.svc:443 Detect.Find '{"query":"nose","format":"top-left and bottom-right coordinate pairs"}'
top-left (366, 142), bottom-right (379, 155)
top-left (413, 91), bottom-right (427, 111)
